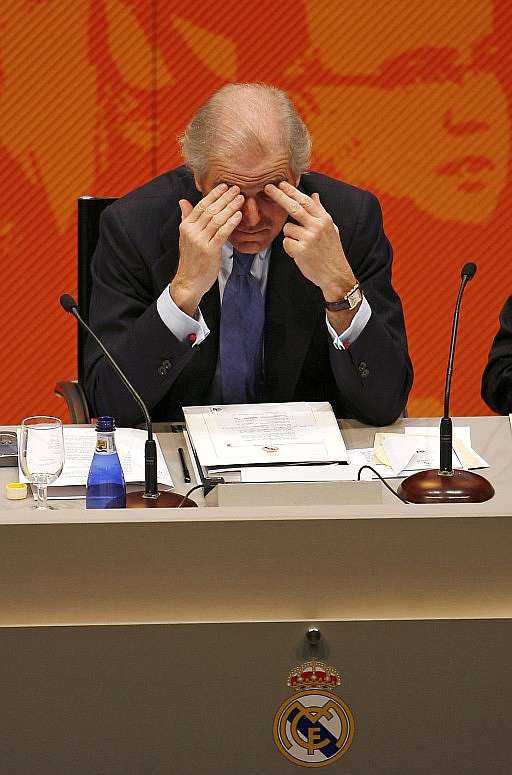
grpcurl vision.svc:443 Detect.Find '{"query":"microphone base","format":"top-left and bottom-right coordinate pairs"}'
top-left (397, 469), bottom-right (494, 504)
top-left (126, 490), bottom-right (197, 508)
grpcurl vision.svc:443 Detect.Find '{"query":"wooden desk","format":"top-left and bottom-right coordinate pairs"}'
top-left (0, 416), bottom-right (511, 773)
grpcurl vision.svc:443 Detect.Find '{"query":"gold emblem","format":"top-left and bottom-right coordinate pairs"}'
top-left (273, 660), bottom-right (355, 767)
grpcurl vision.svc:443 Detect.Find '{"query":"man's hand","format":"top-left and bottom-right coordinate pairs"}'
top-left (265, 181), bottom-right (358, 298)
top-left (170, 184), bottom-right (244, 317)
top-left (265, 181), bottom-right (361, 332)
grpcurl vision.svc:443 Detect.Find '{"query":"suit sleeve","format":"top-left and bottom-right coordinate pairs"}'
top-left (83, 205), bottom-right (196, 426)
top-left (481, 296), bottom-right (512, 414)
top-left (328, 191), bottom-right (413, 425)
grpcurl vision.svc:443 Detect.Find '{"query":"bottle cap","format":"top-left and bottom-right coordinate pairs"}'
top-left (5, 482), bottom-right (28, 500)
top-left (96, 416), bottom-right (115, 432)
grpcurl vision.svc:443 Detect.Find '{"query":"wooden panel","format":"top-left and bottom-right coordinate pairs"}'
top-left (0, 619), bottom-right (510, 774)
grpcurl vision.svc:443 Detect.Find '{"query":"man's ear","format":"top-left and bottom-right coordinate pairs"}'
top-left (194, 174), bottom-right (204, 194)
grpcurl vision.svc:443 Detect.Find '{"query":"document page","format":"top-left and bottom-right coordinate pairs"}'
top-left (403, 426), bottom-right (488, 469)
top-left (18, 427), bottom-right (173, 487)
top-left (366, 426), bottom-right (488, 477)
top-left (183, 402), bottom-right (348, 468)
top-left (213, 406), bottom-right (323, 448)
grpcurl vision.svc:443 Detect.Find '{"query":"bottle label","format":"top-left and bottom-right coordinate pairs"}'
top-left (95, 434), bottom-right (116, 454)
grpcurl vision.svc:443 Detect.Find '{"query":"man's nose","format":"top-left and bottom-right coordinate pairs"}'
top-left (241, 197), bottom-right (260, 227)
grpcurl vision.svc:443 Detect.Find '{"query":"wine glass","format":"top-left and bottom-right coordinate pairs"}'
top-left (19, 416), bottom-right (65, 510)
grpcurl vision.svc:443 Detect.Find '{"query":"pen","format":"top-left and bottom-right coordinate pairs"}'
top-left (178, 447), bottom-right (191, 483)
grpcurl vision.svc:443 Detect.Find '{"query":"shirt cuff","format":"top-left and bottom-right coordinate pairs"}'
top-left (327, 295), bottom-right (372, 350)
top-left (156, 286), bottom-right (210, 346)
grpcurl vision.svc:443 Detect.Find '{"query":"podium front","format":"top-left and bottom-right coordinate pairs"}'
top-left (0, 415), bottom-right (511, 773)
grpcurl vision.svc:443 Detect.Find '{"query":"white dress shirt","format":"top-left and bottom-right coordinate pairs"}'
top-left (156, 242), bottom-right (371, 350)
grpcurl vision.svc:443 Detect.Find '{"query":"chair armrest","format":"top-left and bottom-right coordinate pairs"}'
top-left (54, 380), bottom-right (91, 424)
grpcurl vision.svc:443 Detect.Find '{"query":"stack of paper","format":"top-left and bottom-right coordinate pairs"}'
top-left (182, 402), bottom-right (348, 481)
top-left (352, 426), bottom-right (489, 480)
top-left (223, 425), bottom-right (490, 484)
top-left (18, 427), bottom-right (173, 497)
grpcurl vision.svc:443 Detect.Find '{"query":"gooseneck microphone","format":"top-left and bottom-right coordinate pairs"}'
top-left (398, 263), bottom-right (494, 503)
top-left (60, 294), bottom-right (196, 508)
top-left (439, 262), bottom-right (477, 474)
top-left (60, 294), bottom-right (156, 492)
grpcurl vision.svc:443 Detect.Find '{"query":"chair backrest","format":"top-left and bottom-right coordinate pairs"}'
top-left (77, 196), bottom-right (117, 382)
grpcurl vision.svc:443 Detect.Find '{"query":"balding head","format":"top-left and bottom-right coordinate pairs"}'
top-left (180, 83), bottom-right (312, 179)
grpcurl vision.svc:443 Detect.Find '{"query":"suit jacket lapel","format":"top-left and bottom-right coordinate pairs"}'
top-left (264, 233), bottom-right (323, 402)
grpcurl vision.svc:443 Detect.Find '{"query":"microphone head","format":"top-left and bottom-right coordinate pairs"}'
top-left (461, 262), bottom-right (477, 281)
top-left (60, 294), bottom-right (78, 313)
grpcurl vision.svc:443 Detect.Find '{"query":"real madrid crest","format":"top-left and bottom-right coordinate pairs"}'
top-left (273, 659), bottom-right (355, 767)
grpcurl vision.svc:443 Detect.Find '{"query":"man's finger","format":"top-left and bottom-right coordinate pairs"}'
top-left (311, 192), bottom-right (328, 213)
top-left (264, 183), bottom-right (314, 225)
top-left (187, 183), bottom-right (229, 223)
top-left (282, 222), bottom-right (303, 240)
top-left (282, 236), bottom-right (302, 259)
top-left (179, 199), bottom-right (194, 220)
top-left (205, 194), bottom-right (244, 238)
top-left (278, 181), bottom-right (321, 214)
top-left (197, 186), bottom-right (243, 229)
top-left (211, 211), bottom-right (243, 245)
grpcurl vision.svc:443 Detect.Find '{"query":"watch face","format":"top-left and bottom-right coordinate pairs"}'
top-left (347, 288), bottom-right (363, 309)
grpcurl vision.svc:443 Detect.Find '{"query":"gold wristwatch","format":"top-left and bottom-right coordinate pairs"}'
top-left (324, 282), bottom-right (363, 311)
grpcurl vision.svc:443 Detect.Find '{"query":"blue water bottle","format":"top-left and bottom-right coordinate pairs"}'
top-left (86, 416), bottom-right (126, 508)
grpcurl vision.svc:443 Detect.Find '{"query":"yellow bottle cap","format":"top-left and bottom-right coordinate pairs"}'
top-left (5, 482), bottom-right (28, 500)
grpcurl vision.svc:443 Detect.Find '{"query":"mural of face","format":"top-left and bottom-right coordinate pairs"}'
top-left (295, 0), bottom-right (509, 224)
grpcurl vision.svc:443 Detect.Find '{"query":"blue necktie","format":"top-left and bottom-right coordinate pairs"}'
top-left (219, 250), bottom-right (265, 404)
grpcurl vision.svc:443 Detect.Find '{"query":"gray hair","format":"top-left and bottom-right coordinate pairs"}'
top-left (179, 83), bottom-right (312, 179)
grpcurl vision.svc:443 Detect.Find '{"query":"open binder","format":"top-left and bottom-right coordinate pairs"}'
top-left (183, 402), bottom-right (348, 482)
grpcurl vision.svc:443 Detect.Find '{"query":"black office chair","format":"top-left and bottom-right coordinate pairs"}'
top-left (55, 196), bottom-right (117, 423)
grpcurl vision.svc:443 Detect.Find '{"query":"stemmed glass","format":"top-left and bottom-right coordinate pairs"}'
top-left (19, 416), bottom-right (65, 510)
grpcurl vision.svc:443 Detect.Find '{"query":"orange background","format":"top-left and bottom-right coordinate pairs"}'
top-left (1, 0), bottom-right (511, 423)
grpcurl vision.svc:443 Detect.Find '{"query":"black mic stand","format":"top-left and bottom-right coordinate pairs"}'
top-left (60, 295), bottom-right (196, 508)
top-left (398, 264), bottom-right (494, 504)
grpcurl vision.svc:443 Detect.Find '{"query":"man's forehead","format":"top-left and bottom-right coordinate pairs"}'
top-left (208, 156), bottom-right (292, 189)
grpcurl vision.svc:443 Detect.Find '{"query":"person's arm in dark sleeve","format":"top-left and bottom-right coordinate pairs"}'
top-left (481, 296), bottom-right (512, 414)
top-left (327, 191), bottom-right (413, 425)
top-left (83, 204), bottom-right (197, 426)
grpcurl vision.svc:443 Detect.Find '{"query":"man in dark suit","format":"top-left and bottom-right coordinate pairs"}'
top-left (84, 83), bottom-right (412, 426)
top-left (482, 296), bottom-right (512, 414)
